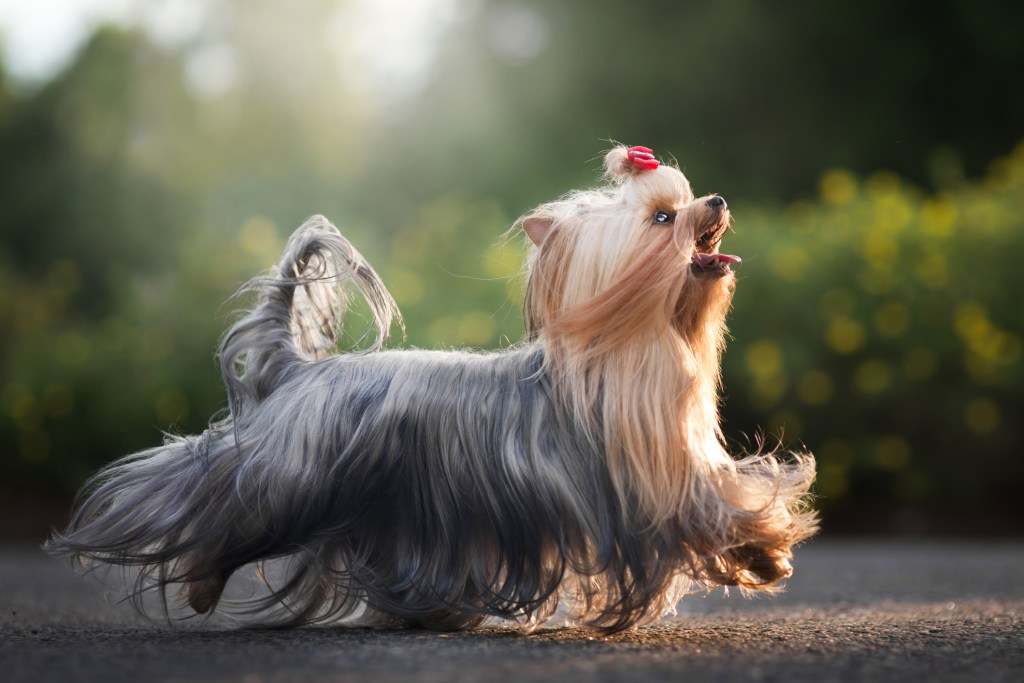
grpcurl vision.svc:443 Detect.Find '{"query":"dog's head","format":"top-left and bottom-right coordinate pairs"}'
top-left (521, 145), bottom-right (738, 351)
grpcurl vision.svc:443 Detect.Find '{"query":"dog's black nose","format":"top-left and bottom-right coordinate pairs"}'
top-left (708, 195), bottom-right (726, 209)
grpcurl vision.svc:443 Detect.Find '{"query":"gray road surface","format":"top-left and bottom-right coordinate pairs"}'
top-left (2, 540), bottom-right (1022, 682)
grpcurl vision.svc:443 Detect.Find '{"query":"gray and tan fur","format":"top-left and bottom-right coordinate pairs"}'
top-left (47, 147), bottom-right (817, 632)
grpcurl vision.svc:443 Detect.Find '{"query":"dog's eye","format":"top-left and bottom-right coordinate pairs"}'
top-left (653, 210), bottom-right (675, 225)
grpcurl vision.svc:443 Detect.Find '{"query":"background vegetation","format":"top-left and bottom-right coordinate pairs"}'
top-left (1, 0), bottom-right (1022, 535)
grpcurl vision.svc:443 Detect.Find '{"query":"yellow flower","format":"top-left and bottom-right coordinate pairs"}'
top-left (820, 170), bottom-right (857, 206)
top-left (920, 197), bottom-right (957, 237)
top-left (745, 340), bottom-right (783, 377)
top-left (389, 270), bottom-right (425, 306)
top-left (826, 318), bottom-right (865, 354)
top-left (238, 216), bottom-right (279, 257)
top-left (482, 241), bottom-right (524, 279)
top-left (457, 311), bottom-right (496, 346)
top-left (771, 246), bottom-right (810, 282)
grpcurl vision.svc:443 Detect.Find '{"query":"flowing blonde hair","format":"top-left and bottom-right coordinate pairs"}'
top-left (522, 147), bottom-right (816, 587)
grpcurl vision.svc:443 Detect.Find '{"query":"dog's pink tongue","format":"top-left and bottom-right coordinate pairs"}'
top-left (692, 253), bottom-right (742, 267)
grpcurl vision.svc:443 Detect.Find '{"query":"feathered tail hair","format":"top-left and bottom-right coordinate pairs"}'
top-left (45, 215), bottom-right (401, 619)
top-left (220, 214), bottom-right (401, 415)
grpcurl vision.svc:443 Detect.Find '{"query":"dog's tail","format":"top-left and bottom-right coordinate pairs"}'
top-left (220, 214), bottom-right (402, 418)
top-left (45, 216), bottom-right (401, 618)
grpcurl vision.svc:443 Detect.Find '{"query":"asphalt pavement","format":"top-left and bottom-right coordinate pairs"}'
top-left (2, 539), bottom-right (1022, 682)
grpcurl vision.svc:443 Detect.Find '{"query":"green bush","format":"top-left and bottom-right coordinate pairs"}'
top-left (722, 143), bottom-right (1024, 514)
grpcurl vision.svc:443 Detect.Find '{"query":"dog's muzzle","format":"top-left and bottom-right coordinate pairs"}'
top-left (690, 196), bottom-right (740, 277)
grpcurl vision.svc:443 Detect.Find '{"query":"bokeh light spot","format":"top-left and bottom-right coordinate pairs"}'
top-left (862, 231), bottom-right (899, 263)
top-left (239, 216), bottom-right (279, 258)
top-left (390, 269), bottom-right (425, 306)
top-left (826, 318), bottom-right (865, 354)
top-left (819, 169), bottom-right (857, 206)
top-left (921, 197), bottom-right (957, 237)
top-left (483, 241), bottom-right (525, 279)
top-left (457, 311), bottom-right (496, 346)
top-left (875, 436), bottom-right (911, 470)
top-left (428, 315), bottom-right (460, 346)
top-left (745, 340), bottom-right (783, 377)
top-left (752, 375), bottom-right (788, 406)
top-left (771, 246), bottom-right (809, 282)
top-left (797, 371), bottom-right (833, 405)
top-left (854, 359), bottom-right (892, 395)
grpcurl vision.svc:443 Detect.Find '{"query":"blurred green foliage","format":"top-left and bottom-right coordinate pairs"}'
top-left (723, 148), bottom-right (1024, 520)
top-left (1, 0), bottom-right (1023, 530)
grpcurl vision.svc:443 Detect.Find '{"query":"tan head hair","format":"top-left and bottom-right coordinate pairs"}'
top-left (519, 146), bottom-right (814, 587)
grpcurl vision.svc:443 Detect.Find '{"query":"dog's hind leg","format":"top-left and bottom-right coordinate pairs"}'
top-left (44, 434), bottom-right (236, 609)
top-left (181, 551), bottom-right (229, 614)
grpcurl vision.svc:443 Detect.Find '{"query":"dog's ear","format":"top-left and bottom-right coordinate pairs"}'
top-left (523, 217), bottom-right (553, 246)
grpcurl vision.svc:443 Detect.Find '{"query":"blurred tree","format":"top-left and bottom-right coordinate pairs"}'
top-left (0, 28), bottom-right (202, 492)
top-left (0, 28), bottom-right (193, 317)
top-left (1, 0), bottom-right (1022, 534)
top-left (358, 0), bottom-right (1024, 211)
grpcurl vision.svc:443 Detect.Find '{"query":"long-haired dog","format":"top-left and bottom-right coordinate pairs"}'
top-left (48, 145), bottom-right (817, 632)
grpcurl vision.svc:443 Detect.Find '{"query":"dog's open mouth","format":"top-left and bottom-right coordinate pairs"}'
top-left (691, 251), bottom-right (741, 273)
top-left (690, 224), bottom-right (741, 276)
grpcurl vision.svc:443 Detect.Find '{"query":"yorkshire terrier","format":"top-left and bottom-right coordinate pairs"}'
top-left (48, 145), bottom-right (817, 632)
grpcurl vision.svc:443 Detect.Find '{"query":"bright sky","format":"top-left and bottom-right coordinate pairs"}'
top-left (0, 0), bottom-right (470, 95)
top-left (0, 0), bottom-right (135, 82)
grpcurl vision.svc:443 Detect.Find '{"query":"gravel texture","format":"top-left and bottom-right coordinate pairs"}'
top-left (2, 540), bottom-right (1022, 682)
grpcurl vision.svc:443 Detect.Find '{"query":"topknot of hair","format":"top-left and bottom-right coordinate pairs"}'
top-left (603, 146), bottom-right (639, 183)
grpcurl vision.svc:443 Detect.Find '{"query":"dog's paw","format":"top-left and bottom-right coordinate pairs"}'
top-left (746, 547), bottom-right (793, 583)
top-left (719, 545), bottom-right (794, 589)
top-left (185, 574), bottom-right (226, 614)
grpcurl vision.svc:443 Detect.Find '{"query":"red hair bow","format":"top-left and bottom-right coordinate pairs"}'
top-left (626, 146), bottom-right (659, 170)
